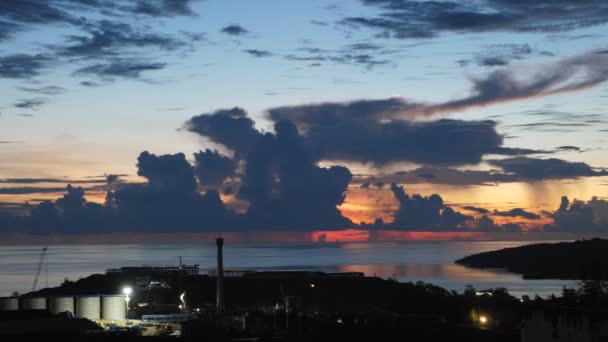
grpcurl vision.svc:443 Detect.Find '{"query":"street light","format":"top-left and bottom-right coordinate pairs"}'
top-left (479, 315), bottom-right (488, 324)
top-left (123, 287), bottom-right (132, 320)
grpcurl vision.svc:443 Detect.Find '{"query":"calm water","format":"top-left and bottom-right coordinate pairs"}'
top-left (0, 241), bottom-right (577, 298)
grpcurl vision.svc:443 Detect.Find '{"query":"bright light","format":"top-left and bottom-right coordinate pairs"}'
top-left (123, 287), bottom-right (132, 296)
top-left (479, 315), bottom-right (488, 324)
top-left (310, 283), bottom-right (316, 288)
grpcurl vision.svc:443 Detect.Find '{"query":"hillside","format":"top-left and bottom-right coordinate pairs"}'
top-left (455, 238), bottom-right (608, 280)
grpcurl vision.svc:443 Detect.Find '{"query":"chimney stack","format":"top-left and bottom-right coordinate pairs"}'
top-left (216, 237), bottom-right (225, 311)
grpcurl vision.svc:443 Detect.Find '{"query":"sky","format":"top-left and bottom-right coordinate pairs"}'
top-left (1, 0), bottom-right (608, 242)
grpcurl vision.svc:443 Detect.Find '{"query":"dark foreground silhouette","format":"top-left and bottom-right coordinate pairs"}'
top-left (455, 238), bottom-right (608, 279)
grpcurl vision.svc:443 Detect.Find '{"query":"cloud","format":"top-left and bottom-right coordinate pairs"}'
top-left (185, 107), bottom-right (262, 154)
top-left (463, 206), bottom-right (489, 214)
top-left (544, 196), bottom-right (608, 232)
top-left (193, 149), bottom-right (237, 187)
top-left (221, 24), bottom-right (248, 36)
top-left (458, 44), bottom-right (553, 68)
top-left (13, 98), bottom-right (48, 110)
top-left (238, 120), bottom-right (353, 230)
top-left (244, 49), bottom-right (274, 58)
top-left (271, 50), bottom-right (608, 120)
top-left (488, 157), bottom-right (607, 180)
top-left (303, 118), bottom-right (540, 166)
top-left (474, 215), bottom-right (523, 232)
top-left (73, 60), bottom-right (166, 79)
top-left (408, 50), bottom-right (608, 117)
top-left (132, 0), bottom-right (199, 17)
top-left (342, 0), bottom-right (608, 39)
top-left (59, 20), bottom-right (185, 58)
top-left (110, 151), bottom-right (230, 232)
top-left (386, 183), bottom-right (472, 230)
top-left (493, 208), bottom-right (541, 220)
top-left (0, 54), bottom-right (53, 79)
top-left (0, 177), bottom-right (107, 184)
top-left (18, 86), bottom-right (66, 95)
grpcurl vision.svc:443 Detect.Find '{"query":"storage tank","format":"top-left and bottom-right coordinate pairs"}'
top-left (75, 296), bottom-right (101, 320)
top-left (101, 295), bottom-right (126, 321)
top-left (20, 297), bottom-right (47, 310)
top-left (49, 296), bottom-right (74, 315)
top-left (0, 297), bottom-right (19, 311)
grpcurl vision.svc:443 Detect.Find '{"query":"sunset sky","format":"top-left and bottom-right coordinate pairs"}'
top-left (1, 0), bottom-right (608, 241)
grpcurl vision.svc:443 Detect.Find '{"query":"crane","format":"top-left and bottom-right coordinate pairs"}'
top-left (32, 247), bottom-right (48, 292)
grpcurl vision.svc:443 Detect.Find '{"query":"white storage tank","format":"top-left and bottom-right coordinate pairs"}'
top-left (102, 295), bottom-right (126, 321)
top-left (20, 297), bottom-right (47, 310)
top-left (75, 296), bottom-right (101, 320)
top-left (0, 297), bottom-right (19, 311)
top-left (49, 296), bottom-right (74, 315)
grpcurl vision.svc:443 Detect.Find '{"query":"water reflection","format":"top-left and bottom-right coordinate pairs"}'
top-left (0, 242), bottom-right (576, 298)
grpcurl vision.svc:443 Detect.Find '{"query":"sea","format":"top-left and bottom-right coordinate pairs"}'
top-left (0, 241), bottom-right (578, 298)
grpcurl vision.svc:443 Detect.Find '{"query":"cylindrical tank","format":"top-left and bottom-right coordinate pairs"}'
top-left (20, 297), bottom-right (47, 310)
top-left (75, 296), bottom-right (101, 320)
top-left (0, 297), bottom-right (19, 311)
top-left (102, 295), bottom-right (126, 321)
top-left (49, 296), bottom-right (74, 315)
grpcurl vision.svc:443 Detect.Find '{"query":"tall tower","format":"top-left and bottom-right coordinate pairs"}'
top-left (216, 237), bottom-right (225, 312)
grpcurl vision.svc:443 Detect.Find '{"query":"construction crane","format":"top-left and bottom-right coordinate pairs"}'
top-left (32, 247), bottom-right (48, 292)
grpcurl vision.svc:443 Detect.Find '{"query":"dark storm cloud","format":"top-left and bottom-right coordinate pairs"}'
top-left (105, 174), bottom-right (119, 184)
top-left (244, 49), bottom-right (274, 58)
top-left (238, 120), bottom-right (353, 230)
top-left (365, 183), bottom-right (473, 231)
top-left (18, 86), bottom-right (66, 95)
top-left (544, 196), bottom-right (608, 232)
top-left (193, 149), bottom-right (237, 187)
top-left (13, 98), bottom-right (48, 110)
top-left (73, 60), bottom-right (166, 79)
top-left (493, 208), bottom-right (541, 220)
top-left (303, 119), bottom-right (542, 166)
top-left (267, 98), bottom-right (416, 126)
top-left (474, 215), bottom-right (523, 232)
top-left (110, 151), bottom-right (230, 232)
top-left (185, 107), bottom-right (262, 154)
top-left (488, 157), bottom-right (608, 180)
top-left (0, 54), bottom-right (53, 79)
top-left (221, 24), bottom-right (248, 36)
top-left (342, 0), bottom-right (608, 39)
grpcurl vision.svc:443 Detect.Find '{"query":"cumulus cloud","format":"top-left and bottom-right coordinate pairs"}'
top-left (185, 107), bottom-right (262, 154)
top-left (193, 149), bottom-right (237, 187)
top-left (386, 183), bottom-right (471, 230)
top-left (545, 196), bottom-right (608, 232)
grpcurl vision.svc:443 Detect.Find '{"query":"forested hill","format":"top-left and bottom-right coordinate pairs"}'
top-left (455, 238), bottom-right (608, 280)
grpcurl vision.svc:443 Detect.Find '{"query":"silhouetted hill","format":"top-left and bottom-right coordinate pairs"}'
top-left (455, 238), bottom-right (608, 280)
